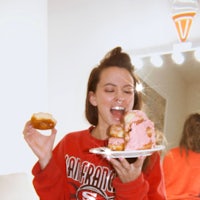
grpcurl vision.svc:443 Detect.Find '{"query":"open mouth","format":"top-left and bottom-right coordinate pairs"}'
top-left (110, 106), bottom-right (125, 121)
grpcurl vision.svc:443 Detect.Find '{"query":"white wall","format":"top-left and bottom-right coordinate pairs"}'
top-left (0, 0), bottom-right (47, 174)
top-left (187, 83), bottom-right (200, 114)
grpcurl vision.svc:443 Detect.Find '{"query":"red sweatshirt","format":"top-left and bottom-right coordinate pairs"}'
top-left (32, 127), bottom-right (166, 200)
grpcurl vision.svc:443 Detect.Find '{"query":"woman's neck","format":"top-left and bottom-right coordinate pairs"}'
top-left (91, 126), bottom-right (108, 140)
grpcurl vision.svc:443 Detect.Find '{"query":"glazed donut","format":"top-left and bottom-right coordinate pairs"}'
top-left (30, 112), bottom-right (57, 130)
top-left (107, 137), bottom-right (125, 151)
top-left (108, 124), bottom-right (125, 151)
top-left (124, 110), bottom-right (147, 132)
top-left (109, 124), bottom-right (124, 138)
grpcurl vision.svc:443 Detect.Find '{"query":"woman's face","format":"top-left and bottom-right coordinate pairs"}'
top-left (89, 66), bottom-right (135, 128)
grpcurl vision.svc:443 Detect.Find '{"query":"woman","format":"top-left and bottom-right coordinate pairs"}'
top-left (163, 113), bottom-right (200, 200)
top-left (23, 47), bottom-right (166, 199)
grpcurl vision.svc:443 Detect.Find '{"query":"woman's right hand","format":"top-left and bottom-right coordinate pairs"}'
top-left (23, 121), bottom-right (57, 169)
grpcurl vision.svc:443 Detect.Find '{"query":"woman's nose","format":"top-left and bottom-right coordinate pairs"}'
top-left (117, 98), bottom-right (123, 104)
top-left (115, 92), bottom-right (124, 104)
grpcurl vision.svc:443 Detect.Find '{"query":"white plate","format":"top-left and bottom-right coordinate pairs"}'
top-left (89, 145), bottom-right (165, 158)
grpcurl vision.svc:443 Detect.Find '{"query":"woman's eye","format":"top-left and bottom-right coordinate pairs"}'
top-left (123, 86), bottom-right (135, 94)
top-left (124, 91), bottom-right (132, 94)
top-left (105, 89), bottom-right (114, 92)
top-left (124, 89), bottom-right (134, 94)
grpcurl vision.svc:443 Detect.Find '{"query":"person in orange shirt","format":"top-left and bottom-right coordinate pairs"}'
top-left (163, 113), bottom-right (200, 200)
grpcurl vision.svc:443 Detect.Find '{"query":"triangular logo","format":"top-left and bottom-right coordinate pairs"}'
top-left (172, 12), bottom-right (196, 42)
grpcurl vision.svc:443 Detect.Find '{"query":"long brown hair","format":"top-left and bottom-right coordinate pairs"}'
top-left (85, 46), bottom-right (142, 126)
top-left (180, 113), bottom-right (200, 154)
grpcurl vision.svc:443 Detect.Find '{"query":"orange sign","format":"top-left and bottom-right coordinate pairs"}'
top-left (172, 11), bottom-right (196, 42)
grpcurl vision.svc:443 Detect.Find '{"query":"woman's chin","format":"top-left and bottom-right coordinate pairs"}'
top-left (112, 118), bottom-right (122, 124)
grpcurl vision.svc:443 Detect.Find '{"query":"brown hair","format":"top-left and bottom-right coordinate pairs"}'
top-left (180, 113), bottom-right (200, 154)
top-left (85, 46), bottom-right (142, 126)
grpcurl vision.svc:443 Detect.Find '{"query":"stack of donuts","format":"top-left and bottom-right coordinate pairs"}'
top-left (108, 110), bottom-right (156, 151)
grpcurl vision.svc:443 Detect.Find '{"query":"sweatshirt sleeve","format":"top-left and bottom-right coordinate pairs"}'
top-left (113, 174), bottom-right (149, 200)
top-left (32, 138), bottom-right (70, 200)
top-left (113, 152), bottom-right (166, 200)
top-left (32, 156), bottom-right (69, 200)
top-left (143, 152), bottom-right (167, 200)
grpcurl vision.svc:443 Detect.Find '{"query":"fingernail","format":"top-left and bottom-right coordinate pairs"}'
top-left (138, 156), bottom-right (145, 160)
top-left (106, 156), bottom-right (111, 161)
top-left (119, 157), bottom-right (124, 161)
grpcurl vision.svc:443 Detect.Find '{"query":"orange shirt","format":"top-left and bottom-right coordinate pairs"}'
top-left (163, 147), bottom-right (200, 200)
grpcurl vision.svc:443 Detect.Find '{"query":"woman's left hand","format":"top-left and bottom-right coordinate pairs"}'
top-left (108, 156), bottom-right (146, 183)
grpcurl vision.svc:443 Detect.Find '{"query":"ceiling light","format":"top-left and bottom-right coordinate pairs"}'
top-left (171, 51), bottom-right (185, 65)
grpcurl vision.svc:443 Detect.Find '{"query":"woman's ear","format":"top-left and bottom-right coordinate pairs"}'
top-left (89, 91), bottom-right (97, 106)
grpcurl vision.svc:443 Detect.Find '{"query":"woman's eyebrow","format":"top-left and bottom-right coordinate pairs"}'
top-left (123, 85), bottom-right (134, 89)
top-left (103, 83), bottom-right (116, 87)
top-left (103, 83), bottom-right (134, 88)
